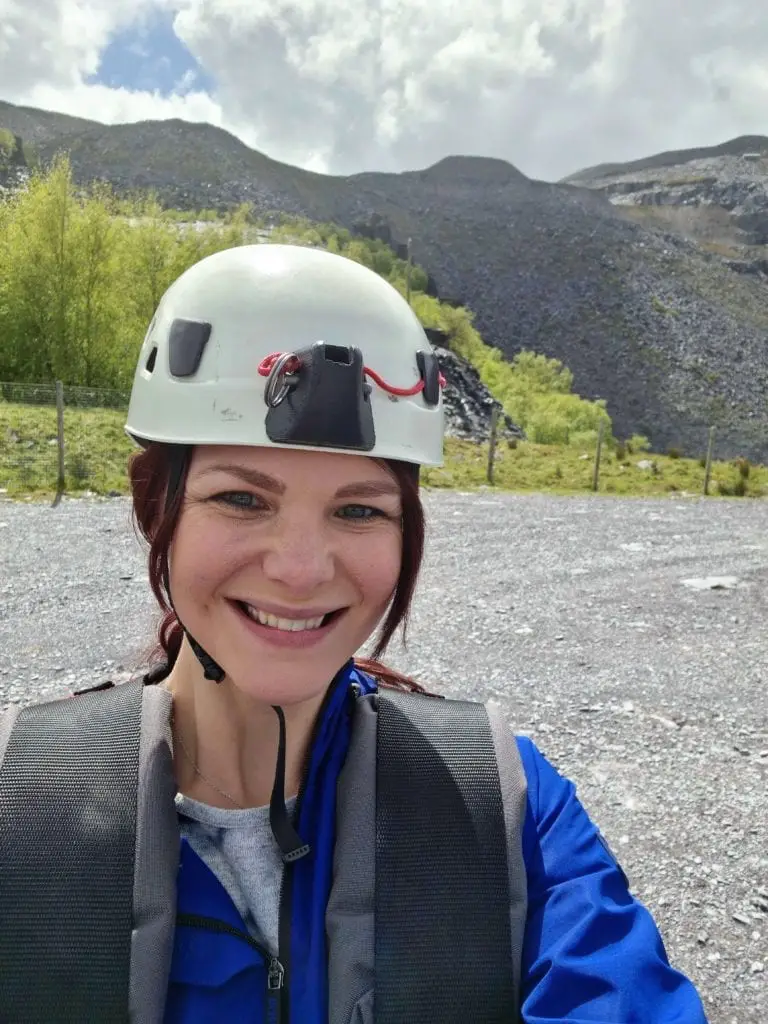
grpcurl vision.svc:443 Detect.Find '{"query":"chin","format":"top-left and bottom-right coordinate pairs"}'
top-left (225, 665), bottom-right (340, 708)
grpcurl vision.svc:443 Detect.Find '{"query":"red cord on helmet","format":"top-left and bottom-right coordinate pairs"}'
top-left (257, 352), bottom-right (446, 398)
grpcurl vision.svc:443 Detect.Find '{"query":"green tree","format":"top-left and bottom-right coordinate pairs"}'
top-left (0, 156), bottom-right (78, 380)
top-left (68, 186), bottom-right (122, 384)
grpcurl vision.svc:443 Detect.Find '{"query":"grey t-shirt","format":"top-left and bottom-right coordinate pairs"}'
top-left (175, 792), bottom-right (297, 956)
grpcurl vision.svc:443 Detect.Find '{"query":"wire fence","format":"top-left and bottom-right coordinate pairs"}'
top-left (1, 381), bottom-right (132, 501)
top-left (0, 380), bottom-right (753, 502)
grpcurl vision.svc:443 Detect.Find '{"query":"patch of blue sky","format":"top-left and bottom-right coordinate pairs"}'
top-left (87, 8), bottom-right (215, 96)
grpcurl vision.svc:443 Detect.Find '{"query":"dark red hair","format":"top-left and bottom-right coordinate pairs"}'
top-left (128, 442), bottom-right (431, 694)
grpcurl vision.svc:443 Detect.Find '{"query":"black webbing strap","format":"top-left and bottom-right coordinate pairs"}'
top-left (375, 689), bottom-right (516, 1024)
top-left (0, 681), bottom-right (144, 1023)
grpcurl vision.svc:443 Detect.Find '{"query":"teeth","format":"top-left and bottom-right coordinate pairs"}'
top-left (244, 605), bottom-right (326, 631)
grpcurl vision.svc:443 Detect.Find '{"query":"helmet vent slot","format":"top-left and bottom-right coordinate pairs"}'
top-left (168, 319), bottom-right (212, 378)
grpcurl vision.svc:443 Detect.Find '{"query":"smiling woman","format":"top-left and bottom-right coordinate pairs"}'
top-left (0, 244), bottom-right (708, 1024)
top-left (129, 441), bottom-right (424, 807)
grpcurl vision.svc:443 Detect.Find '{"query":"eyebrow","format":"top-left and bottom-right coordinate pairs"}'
top-left (197, 463), bottom-right (402, 499)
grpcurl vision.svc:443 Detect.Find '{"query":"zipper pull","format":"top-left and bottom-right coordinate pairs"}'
top-left (267, 957), bottom-right (285, 991)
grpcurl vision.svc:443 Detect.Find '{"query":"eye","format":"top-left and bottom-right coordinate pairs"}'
top-left (212, 491), bottom-right (266, 510)
top-left (337, 504), bottom-right (390, 521)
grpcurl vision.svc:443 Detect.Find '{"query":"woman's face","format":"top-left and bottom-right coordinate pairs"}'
top-left (168, 445), bottom-right (403, 706)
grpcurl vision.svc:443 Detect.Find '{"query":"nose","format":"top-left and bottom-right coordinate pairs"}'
top-left (260, 517), bottom-right (336, 591)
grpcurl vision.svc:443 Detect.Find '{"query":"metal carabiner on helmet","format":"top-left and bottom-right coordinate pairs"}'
top-left (263, 352), bottom-right (302, 408)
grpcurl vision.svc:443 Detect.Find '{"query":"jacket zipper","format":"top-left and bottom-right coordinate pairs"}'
top-left (276, 676), bottom-right (358, 1023)
top-left (276, 762), bottom-right (309, 1024)
top-left (176, 912), bottom-right (284, 1019)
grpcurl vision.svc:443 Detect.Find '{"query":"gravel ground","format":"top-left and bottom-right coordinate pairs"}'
top-left (1, 489), bottom-right (767, 1022)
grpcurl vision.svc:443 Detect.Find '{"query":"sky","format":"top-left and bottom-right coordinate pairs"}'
top-left (1, 0), bottom-right (768, 181)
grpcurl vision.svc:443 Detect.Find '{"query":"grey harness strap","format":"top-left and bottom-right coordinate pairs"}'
top-left (375, 689), bottom-right (519, 1024)
top-left (0, 681), bottom-right (143, 1022)
top-left (0, 680), bottom-right (178, 1024)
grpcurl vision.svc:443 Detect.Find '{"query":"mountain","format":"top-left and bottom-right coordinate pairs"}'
top-left (2, 100), bottom-right (768, 460)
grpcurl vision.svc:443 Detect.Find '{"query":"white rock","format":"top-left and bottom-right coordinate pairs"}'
top-left (681, 576), bottom-right (741, 591)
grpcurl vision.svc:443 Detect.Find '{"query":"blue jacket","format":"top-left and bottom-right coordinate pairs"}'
top-left (164, 665), bottom-right (708, 1023)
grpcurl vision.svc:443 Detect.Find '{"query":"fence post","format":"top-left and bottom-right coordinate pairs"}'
top-left (592, 419), bottom-right (605, 492)
top-left (405, 238), bottom-right (412, 305)
top-left (486, 404), bottom-right (500, 485)
top-left (53, 381), bottom-right (65, 508)
top-left (703, 426), bottom-right (715, 496)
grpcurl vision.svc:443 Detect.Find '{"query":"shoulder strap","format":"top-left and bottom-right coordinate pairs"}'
top-left (0, 680), bottom-right (178, 1024)
top-left (374, 688), bottom-right (524, 1024)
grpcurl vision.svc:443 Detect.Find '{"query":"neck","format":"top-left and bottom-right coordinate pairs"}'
top-left (163, 640), bottom-right (327, 809)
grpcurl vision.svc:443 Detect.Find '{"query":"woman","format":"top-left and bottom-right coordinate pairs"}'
top-left (0, 243), bottom-right (707, 1023)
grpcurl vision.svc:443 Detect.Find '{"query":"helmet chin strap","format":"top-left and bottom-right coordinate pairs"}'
top-left (162, 444), bottom-right (310, 861)
top-left (186, 634), bottom-right (226, 683)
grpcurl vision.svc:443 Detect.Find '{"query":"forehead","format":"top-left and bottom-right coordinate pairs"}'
top-left (188, 444), bottom-right (398, 488)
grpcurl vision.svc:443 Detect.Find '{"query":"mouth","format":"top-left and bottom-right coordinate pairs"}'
top-left (230, 599), bottom-right (346, 640)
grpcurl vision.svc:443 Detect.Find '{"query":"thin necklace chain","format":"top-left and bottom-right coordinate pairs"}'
top-left (174, 727), bottom-right (246, 810)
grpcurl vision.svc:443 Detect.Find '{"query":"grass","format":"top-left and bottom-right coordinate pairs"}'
top-left (3, 401), bottom-right (767, 501)
top-left (422, 438), bottom-right (768, 497)
top-left (1, 402), bottom-right (134, 498)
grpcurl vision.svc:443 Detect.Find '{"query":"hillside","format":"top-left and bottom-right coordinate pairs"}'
top-left (2, 102), bottom-right (768, 459)
top-left (563, 136), bottom-right (768, 255)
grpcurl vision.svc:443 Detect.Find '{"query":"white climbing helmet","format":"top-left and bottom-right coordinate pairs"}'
top-left (125, 243), bottom-right (445, 466)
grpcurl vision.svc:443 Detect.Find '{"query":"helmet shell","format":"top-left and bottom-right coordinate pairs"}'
top-left (125, 244), bottom-right (444, 466)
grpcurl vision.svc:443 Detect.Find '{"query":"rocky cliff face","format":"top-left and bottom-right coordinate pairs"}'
top-left (434, 346), bottom-right (525, 442)
top-left (564, 137), bottom-right (768, 276)
top-left (2, 102), bottom-right (768, 460)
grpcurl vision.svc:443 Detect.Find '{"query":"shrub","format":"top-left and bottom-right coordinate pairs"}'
top-left (718, 476), bottom-right (748, 497)
top-left (629, 434), bottom-right (652, 453)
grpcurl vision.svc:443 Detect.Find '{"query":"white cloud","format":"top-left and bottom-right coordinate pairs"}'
top-left (25, 78), bottom-right (223, 129)
top-left (0, 0), bottom-right (223, 128)
top-left (2, 0), bottom-right (768, 180)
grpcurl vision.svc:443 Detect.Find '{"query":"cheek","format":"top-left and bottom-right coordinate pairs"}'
top-left (346, 532), bottom-right (403, 607)
top-left (169, 513), bottom-right (243, 596)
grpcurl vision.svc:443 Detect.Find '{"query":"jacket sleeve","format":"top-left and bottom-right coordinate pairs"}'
top-left (514, 736), bottom-right (709, 1023)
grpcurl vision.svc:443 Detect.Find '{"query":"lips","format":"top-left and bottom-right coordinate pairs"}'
top-left (228, 599), bottom-right (346, 650)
